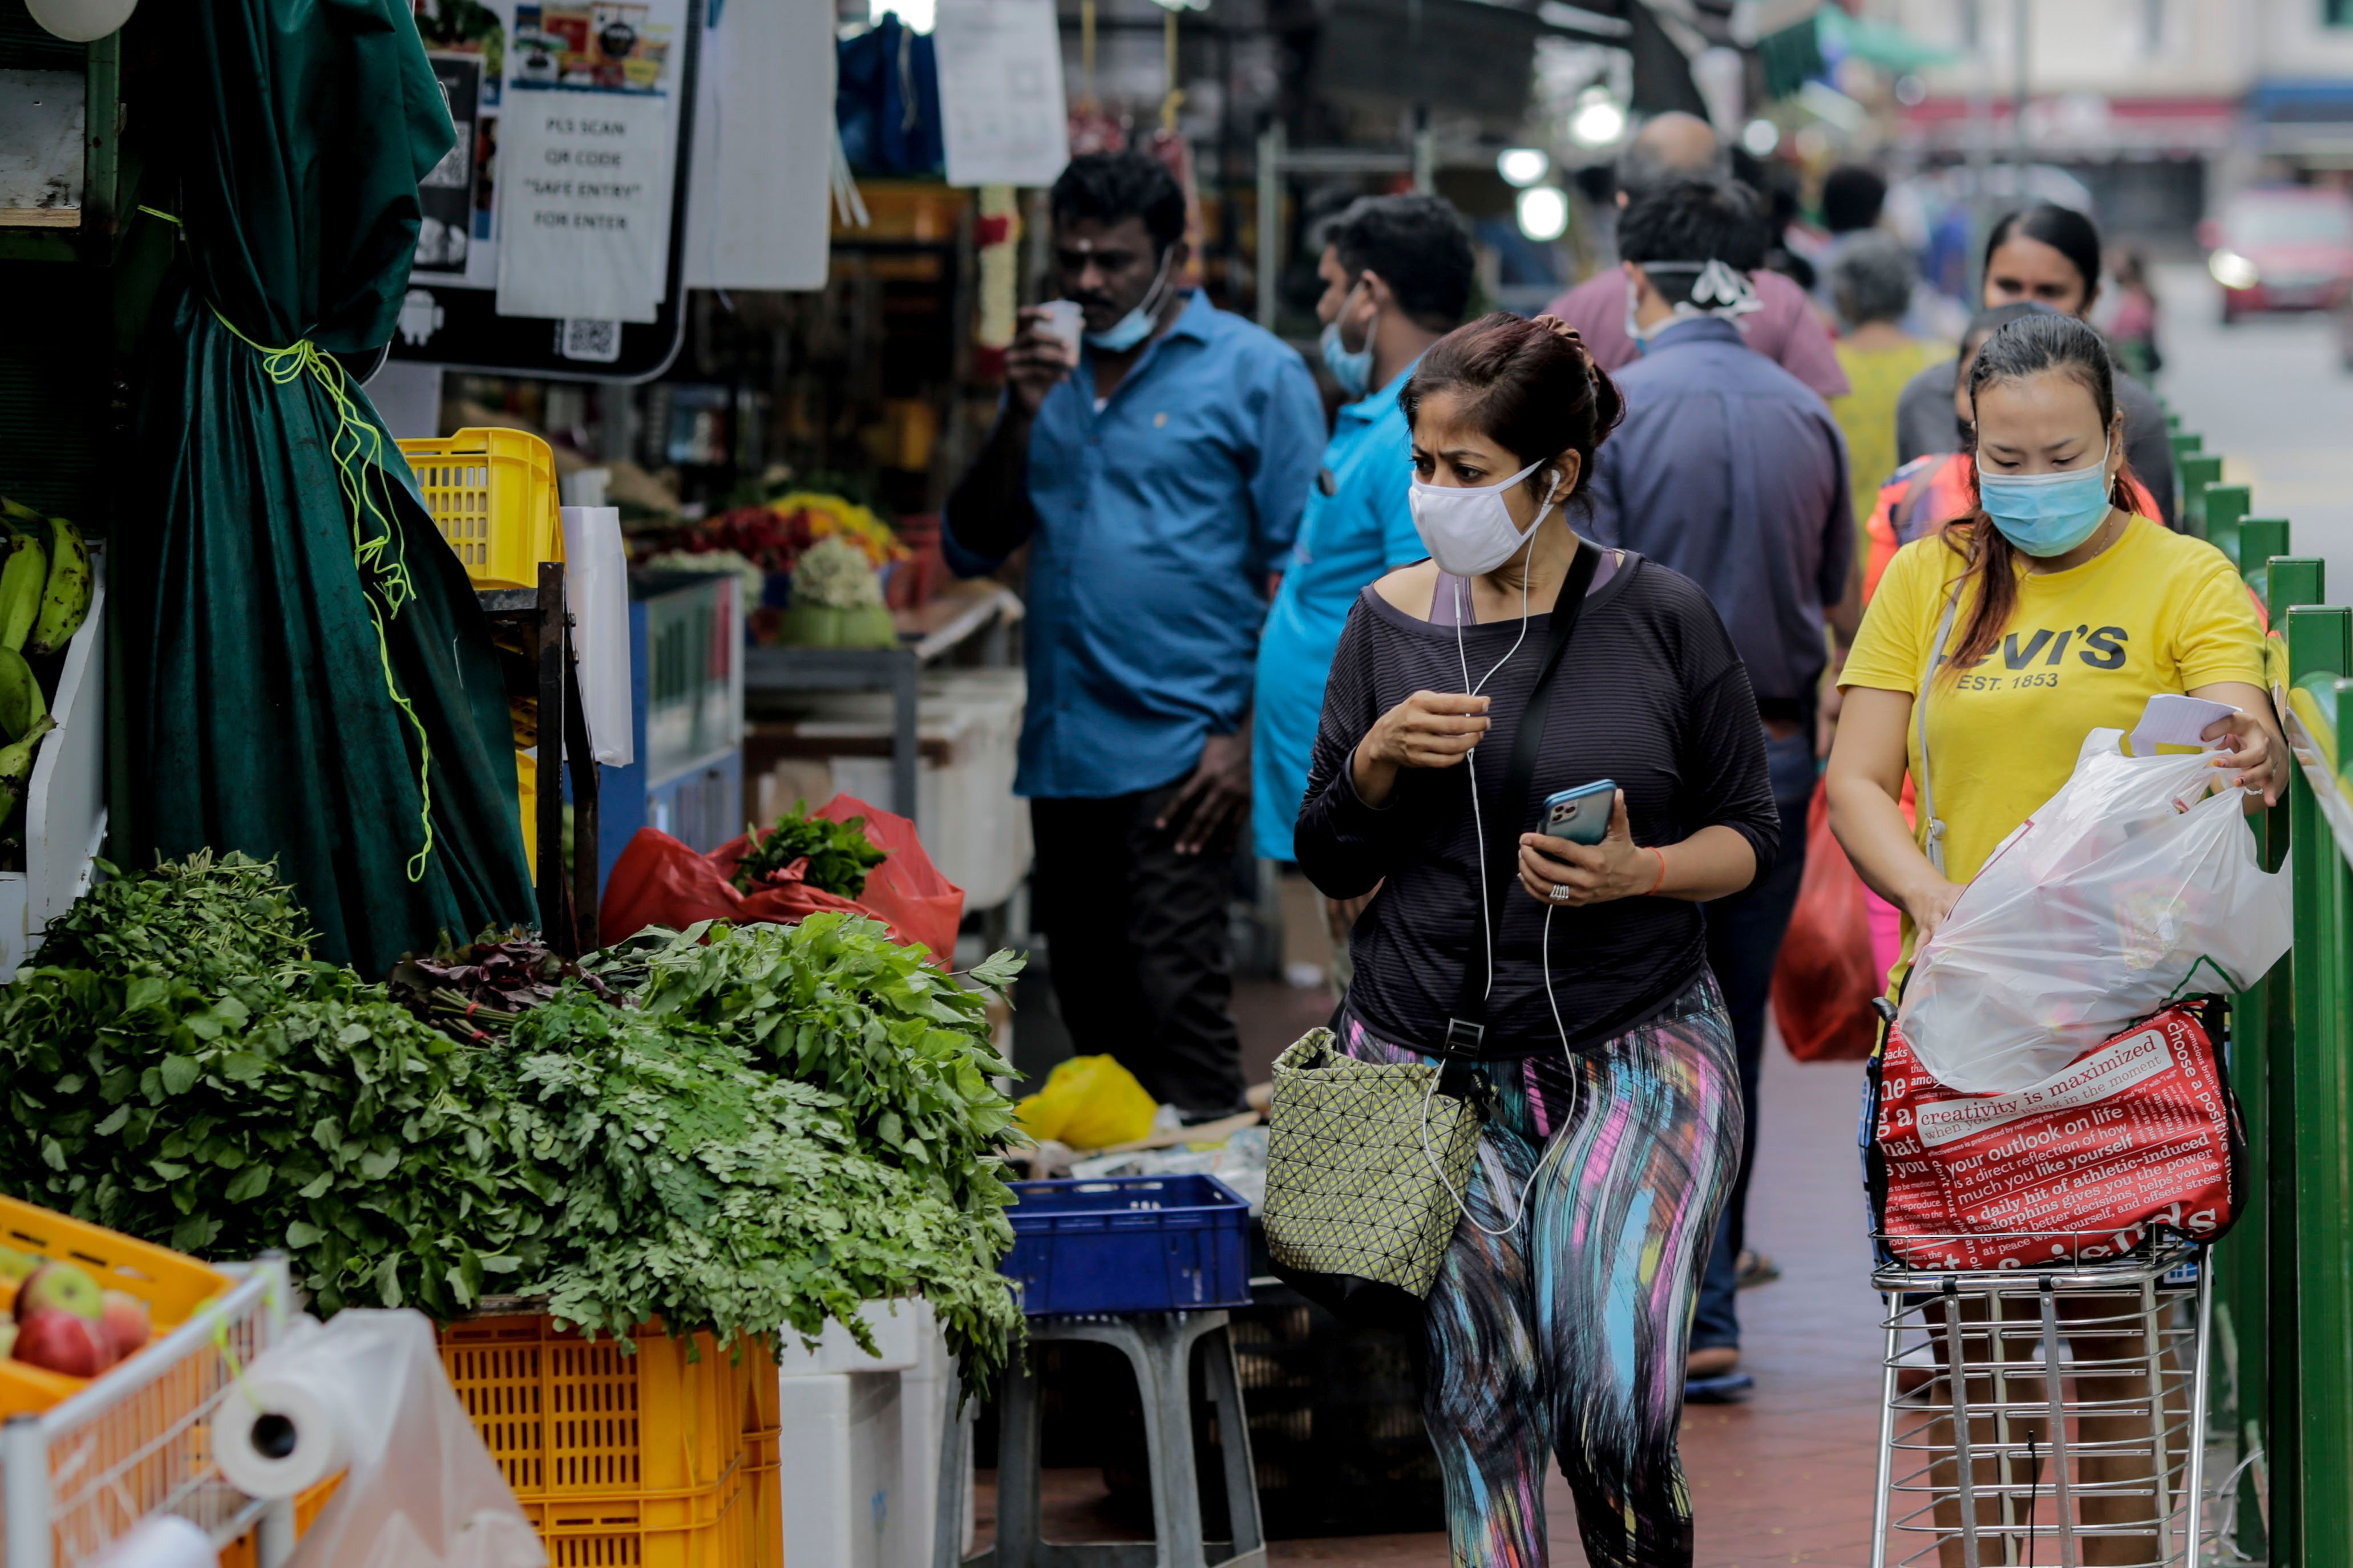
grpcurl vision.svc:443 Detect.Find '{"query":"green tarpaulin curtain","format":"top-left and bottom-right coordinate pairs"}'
top-left (119, 0), bottom-right (536, 978)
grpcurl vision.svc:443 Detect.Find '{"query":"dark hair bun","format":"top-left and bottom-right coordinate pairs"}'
top-left (1400, 313), bottom-right (1624, 499)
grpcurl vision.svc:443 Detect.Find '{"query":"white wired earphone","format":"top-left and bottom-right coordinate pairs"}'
top-left (1416, 474), bottom-right (1587, 1239)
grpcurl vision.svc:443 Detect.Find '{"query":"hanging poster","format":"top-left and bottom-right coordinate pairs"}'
top-left (495, 0), bottom-right (688, 324)
top-left (681, 0), bottom-right (834, 291)
top-left (933, 0), bottom-right (1070, 190)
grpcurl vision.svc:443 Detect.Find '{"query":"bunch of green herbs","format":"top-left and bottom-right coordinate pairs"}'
top-left (0, 855), bottom-right (548, 1315)
top-left (731, 804), bottom-right (889, 900)
top-left (507, 984), bottom-right (1022, 1393)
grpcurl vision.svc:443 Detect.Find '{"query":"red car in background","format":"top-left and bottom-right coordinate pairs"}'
top-left (2203, 188), bottom-right (2353, 323)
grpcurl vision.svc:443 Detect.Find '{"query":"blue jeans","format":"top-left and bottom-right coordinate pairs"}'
top-left (1689, 730), bottom-right (1816, 1354)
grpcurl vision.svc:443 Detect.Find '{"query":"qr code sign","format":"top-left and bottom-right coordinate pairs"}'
top-left (559, 318), bottom-right (621, 363)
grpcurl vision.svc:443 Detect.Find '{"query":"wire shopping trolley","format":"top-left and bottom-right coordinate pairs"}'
top-left (1870, 1232), bottom-right (2215, 1568)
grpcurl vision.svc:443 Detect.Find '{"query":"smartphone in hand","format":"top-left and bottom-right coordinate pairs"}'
top-left (1541, 780), bottom-right (1616, 846)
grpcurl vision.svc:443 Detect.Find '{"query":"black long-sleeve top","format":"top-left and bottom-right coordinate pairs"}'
top-left (1294, 556), bottom-right (1781, 1059)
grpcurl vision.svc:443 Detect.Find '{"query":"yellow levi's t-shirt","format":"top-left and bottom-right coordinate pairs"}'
top-left (1841, 516), bottom-right (2266, 947)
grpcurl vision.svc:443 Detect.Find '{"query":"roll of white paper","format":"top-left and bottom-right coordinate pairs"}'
top-left (213, 1339), bottom-right (359, 1500)
top-left (87, 1514), bottom-right (219, 1568)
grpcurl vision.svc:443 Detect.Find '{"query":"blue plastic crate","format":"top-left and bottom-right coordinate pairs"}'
top-left (1001, 1174), bottom-right (1252, 1316)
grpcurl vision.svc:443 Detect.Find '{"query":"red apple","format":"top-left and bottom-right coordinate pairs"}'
top-left (16, 1262), bottom-right (103, 1323)
top-left (99, 1291), bottom-right (150, 1358)
top-left (14, 1309), bottom-right (109, 1377)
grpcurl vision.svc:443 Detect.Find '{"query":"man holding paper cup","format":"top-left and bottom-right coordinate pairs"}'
top-left (945, 151), bottom-right (1324, 1120)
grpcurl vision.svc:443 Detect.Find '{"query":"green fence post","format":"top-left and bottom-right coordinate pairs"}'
top-left (2181, 453), bottom-right (2225, 541)
top-left (2221, 526), bottom-right (2299, 1557)
top-left (2172, 430), bottom-right (2204, 509)
top-left (2285, 599), bottom-right (2353, 1563)
top-left (2270, 559), bottom-right (2324, 1560)
top-left (2245, 520), bottom-right (2293, 608)
top-left (2206, 483), bottom-right (2252, 570)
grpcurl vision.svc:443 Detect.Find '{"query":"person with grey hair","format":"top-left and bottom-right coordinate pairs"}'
top-left (1542, 112), bottom-right (1849, 400)
top-left (1829, 232), bottom-right (1946, 534)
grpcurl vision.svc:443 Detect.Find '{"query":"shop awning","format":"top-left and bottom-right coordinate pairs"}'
top-left (1815, 6), bottom-right (1957, 74)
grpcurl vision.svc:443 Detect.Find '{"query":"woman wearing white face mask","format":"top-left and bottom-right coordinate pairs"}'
top-left (1292, 313), bottom-right (1780, 1567)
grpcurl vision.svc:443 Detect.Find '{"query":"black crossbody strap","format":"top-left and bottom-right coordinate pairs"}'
top-left (1438, 537), bottom-right (1603, 1081)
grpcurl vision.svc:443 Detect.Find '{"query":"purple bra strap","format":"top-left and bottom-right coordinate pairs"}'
top-left (1424, 553), bottom-right (1619, 627)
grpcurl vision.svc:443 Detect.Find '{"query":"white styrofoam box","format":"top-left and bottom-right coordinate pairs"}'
top-left (778, 1372), bottom-right (905, 1568)
top-left (793, 669), bottom-right (1032, 910)
top-left (896, 1329), bottom-right (971, 1565)
top-left (0, 546), bottom-right (106, 983)
top-left (777, 1297), bottom-right (932, 1377)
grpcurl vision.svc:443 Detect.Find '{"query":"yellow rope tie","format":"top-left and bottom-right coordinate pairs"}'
top-left (203, 298), bottom-right (437, 882)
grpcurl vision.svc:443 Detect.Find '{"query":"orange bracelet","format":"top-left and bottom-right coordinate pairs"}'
top-left (1647, 846), bottom-right (1668, 897)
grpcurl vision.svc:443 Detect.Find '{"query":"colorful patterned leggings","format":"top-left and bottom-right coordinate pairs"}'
top-left (1343, 978), bottom-right (1743, 1568)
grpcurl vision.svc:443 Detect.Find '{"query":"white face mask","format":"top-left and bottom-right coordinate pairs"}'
top-left (1409, 457), bottom-right (1560, 577)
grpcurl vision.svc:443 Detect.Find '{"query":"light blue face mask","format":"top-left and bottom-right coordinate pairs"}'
top-left (1319, 279), bottom-right (1377, 397)
top-left (1977, 437), bottom-right (2115, 557)
top-left (1084, 247), bottom-right (1175, 354)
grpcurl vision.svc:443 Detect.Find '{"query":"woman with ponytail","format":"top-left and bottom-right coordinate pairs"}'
top-left (1830, 311), bottom-right (2283, 963)
top-left (1293, 312), bottom-right (1780, 1567)
top-left (1828, 311), bottom-right (2286, 1562)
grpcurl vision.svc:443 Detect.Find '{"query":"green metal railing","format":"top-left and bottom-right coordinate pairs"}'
top-left (2166, 432), bottom-right (2351, 1562)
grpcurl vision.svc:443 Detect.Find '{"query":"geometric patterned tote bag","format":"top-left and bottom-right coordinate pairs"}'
top-left (1262, 1028), bottom-right (1486, 1326)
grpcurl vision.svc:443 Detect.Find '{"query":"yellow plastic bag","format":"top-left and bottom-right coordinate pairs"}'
top-left (1015, 1055), bottom-right (1158, 1150)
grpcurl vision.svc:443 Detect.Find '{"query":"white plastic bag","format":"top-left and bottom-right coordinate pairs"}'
top-left (1898, 726), bottom-right (2290, 1093)
top-left (558, 505), bottom-right (634, 768)
top-left (217, 1310), bottom-right (545, 1568)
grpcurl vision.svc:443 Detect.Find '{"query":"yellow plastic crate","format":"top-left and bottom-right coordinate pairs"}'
top-left (517, 747), bottom-right (537, 880)
top-left (398, 427), bottom-right (565, 589)
top-left (436, 1314), bottom-right (781, 1568)
top-left (0, 1194), bottom-right (234, 1417)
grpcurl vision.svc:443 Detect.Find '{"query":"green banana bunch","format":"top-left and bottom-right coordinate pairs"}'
top-left (0, 650), bottom-right (47, 741)
top-left (0, 534), bottom-right (44, 654)
top-left (0, 716), bottom-right (57, 824)
top-left (27, 516), bottom-right (90, 658)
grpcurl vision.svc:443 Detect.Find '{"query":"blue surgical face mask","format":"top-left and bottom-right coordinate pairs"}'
top-left (1084, 247), bottom-right (1175, 354)
top-left (1319, 279), bottom-right (1377, 397)
top-left (1976, 438), bottom-right (2115, 558)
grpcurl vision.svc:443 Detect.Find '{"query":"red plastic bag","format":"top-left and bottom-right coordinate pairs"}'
top-left (1869, 998), bottom-right (2242, 1270)
top-left (1769, 780), bottom-right (1880, 1062)
top-left (601, 794), bottom-right (964, 958)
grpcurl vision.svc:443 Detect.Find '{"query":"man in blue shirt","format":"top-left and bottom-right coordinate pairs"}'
top-left (1252, 193), bottom-right (1472, 990)
top-left (945, 152), bottom-right (1324, 1117)
top-left (1585, 176), bottom-right (1857, 1401)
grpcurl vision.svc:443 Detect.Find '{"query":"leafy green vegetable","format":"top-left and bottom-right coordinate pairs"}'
top-left (0, 861), bottom-right (1028, 1397)
top-left (731, 804), bottom-right (889, 900)
top-left (0, 854), bottom-right (550, 1316)
top-left (506, 986), bottom-right (1022, 1395)
top-left (626, 915), bottom-right (1023, 1217)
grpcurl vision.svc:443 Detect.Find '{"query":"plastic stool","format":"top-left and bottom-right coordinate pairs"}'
top-left (935, 1310), bottom-right (1266, 1568)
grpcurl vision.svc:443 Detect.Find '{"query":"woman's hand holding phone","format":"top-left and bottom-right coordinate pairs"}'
top-left (1518, 790), bottom-right (1652, 906)
top-left (1351, 690), bottom-right (1490, 807)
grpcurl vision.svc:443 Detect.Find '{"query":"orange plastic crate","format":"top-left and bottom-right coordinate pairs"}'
top-left (436, 1314), bottom-right (780, 1568)
top-left (0, 1194), bottom-right (233, 1417)
top-left (398, 426), bottom-right (565, 589)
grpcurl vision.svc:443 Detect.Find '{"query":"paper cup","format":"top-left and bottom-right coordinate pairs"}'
top-left (1037, 299), bottom-right (1084, 364)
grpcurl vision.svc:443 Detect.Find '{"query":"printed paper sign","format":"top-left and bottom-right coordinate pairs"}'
top-left (934, 0), bottom-right (1070, 189)
top-left (495, 0), bottom-right (687, 323)
top-left (1874, 1003), bottom-right (2236, 1271)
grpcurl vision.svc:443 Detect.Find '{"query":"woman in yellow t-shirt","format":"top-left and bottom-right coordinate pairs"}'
top-left (1830, 311), bottom-right (2283, 971)
top-left (1826, 310), bottom-right (2285, 1565)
